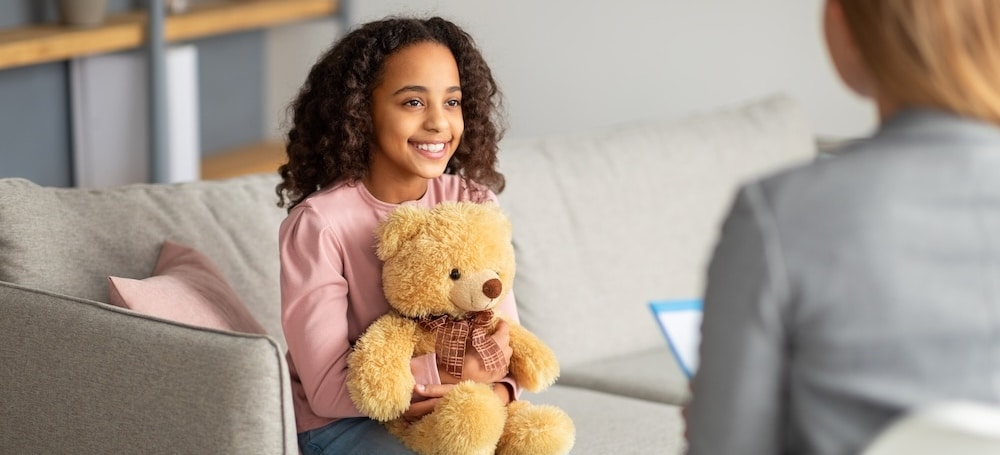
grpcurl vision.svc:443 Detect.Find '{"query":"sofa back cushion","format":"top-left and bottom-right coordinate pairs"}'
top-left (0, 174), bottom-right (286, 345)
top-left (498, 95), bottom-right (816, 367)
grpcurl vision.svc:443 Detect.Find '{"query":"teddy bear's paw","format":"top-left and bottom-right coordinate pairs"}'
top-left (509, 351), bottom-right (560, 392)
top-left (345, 316), bottom-right (420, 421)
top-left (402, 381), bottom-right (506, 455)
top-left (497, 401), bottom-right (576, 455)
top-left (507, 326), bottom-right (561, 392)
top-left (346, 365), bottom-right (414, 421)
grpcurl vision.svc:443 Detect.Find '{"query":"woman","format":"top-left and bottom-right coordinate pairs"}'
top-left (686, 1), bottom-right (1000, 453)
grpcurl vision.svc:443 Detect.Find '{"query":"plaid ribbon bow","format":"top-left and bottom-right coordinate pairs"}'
top-left (418, 310), bottom-right (507, 379)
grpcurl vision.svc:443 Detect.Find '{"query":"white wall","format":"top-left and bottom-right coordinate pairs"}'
top-left (343, 0), bottom-right (876, 140)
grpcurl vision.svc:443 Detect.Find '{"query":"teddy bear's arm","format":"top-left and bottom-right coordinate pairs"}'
top-left (504, 319), bottom-right (561, 392)
top-left (346, 314), bottom-right (420, 421)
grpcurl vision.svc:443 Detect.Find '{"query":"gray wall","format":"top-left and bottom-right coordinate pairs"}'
top-left (0, 63), bottom-right (72, 185)
top-left (197, 31), bottom-right (266, 155)
top-left (0, 1), bottom-right (267, 187)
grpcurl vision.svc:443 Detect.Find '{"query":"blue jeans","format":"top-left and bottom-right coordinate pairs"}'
top-left (297, 418), bottom-right (416, 455)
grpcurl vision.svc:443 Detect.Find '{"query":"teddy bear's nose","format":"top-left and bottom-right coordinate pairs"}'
top-left (482, 278), bottom-right (502, 299)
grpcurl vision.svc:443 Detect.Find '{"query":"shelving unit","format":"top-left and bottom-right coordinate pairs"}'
top-left (0, 0), bottom-right (336, 183)
top-left (0, 0), bottom-right (338, 70)
top-left (201, 140), bottom-right (285, 180)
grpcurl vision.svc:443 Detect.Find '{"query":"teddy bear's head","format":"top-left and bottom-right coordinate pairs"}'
top-left (375, 201), bottom-right (516, 319)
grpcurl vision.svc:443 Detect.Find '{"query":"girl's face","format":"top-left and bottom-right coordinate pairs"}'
top-left (366, 41), bottom-right (464, 203)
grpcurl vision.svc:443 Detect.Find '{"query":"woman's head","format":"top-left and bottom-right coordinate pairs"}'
top-left (824, 0), bottom-right (1000, 124)
top-left (276, 17), bottom-right (506, 210)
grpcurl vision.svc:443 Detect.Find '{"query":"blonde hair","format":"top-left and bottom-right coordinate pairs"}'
top-left (839, 0), bottom-right (1000, 124)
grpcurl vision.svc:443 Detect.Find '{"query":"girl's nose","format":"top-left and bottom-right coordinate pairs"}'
top-left (423, 105), bottom-right (448, 132)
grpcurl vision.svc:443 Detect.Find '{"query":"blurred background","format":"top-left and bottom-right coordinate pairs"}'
top-left (0, 0), bottom-right (872, 187)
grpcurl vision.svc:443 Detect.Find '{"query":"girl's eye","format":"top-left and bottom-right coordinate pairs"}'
top-left (446, 99), bottom-right (461, 107)
top-left (404, 99), bottom-right (424, 107)
top-left (449, 269), bottom-right (461, 280)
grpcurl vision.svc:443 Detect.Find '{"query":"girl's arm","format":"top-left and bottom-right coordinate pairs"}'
top-left (281, 206), bottom-right (440, 418)
top-left (280, 206), bottom-right (361, 418)
top-left (686, 184), bottom-right (790, 455)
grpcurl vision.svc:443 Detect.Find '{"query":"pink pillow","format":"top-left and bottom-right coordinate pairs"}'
top-left (108, 240), bottom-right (267, 335)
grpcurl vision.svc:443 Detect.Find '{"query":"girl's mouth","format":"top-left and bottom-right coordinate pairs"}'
top-left (415, 142), bottom-right (445, 153)
top-left (412, 141), bottom-right (449, 158)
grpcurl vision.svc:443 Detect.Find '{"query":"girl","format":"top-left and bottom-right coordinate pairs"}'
top-left (275, 17), bottom-right (518, 455)
top-left (686, 1), bottom-right (1000, 454)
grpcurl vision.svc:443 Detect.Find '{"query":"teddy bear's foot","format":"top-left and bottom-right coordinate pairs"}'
top-left (497, 400), bottom-right (576, 455)
top-left (390, 381), bottom-right (506, 455)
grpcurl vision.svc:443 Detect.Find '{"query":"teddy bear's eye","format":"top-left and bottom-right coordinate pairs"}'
top-left (449, 269), bottom-right (461, 280)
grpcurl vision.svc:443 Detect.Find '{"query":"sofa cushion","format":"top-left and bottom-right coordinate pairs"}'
top-left (524, 385), bottom-right (687, 454)
top-left (0, 174), bottom-right (286, 347)
top-left (559, 347), bottom-right (690, 405)
top-left (108, 240), bottom-right (267, 335)
top-left (499, 95), bottom-right (815, 367)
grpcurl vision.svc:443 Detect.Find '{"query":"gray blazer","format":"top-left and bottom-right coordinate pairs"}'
top-left (687, 108), bottom-right (1000, 455)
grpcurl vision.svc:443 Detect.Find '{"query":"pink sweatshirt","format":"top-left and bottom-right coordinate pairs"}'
top-left (279, 175), bottom-right (519, 433)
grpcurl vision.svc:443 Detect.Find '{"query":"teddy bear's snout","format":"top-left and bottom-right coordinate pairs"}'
top-left (482, 278), bottom-right (502, 299)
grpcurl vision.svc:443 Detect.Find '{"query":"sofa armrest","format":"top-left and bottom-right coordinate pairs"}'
top-left (0, 281), bottom-right (297, 454)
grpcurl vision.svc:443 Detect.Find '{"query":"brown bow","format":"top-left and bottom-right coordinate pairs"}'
top-left (418, 310), bottom-right (507, 378)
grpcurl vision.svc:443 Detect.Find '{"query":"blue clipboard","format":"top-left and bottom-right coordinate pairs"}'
top-left (648, 299), bottom-right (703, 379)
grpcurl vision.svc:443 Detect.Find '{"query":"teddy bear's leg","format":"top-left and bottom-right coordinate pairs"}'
top-left (391, 381), bottom-right (506, 455)
top-left (496, 401), bottom-right (576, 455)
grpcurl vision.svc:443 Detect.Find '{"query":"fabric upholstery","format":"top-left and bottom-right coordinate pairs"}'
top-left (559, 347), bottom-right (690, 405)
top-left (0, 280), bottom-right (296, 454)
top-left (498, 95), bottom-right (816, 368)
top-left (524, 385), bottom-right (687, 455)
top-left (0, 174), bottom-right (286, 347)
top-left (108, 240), bottom-right (267, 335)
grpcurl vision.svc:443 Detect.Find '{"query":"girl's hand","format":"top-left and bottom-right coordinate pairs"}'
top-left (406, 382), bottom-right (512, 423)
top-left (438, 320), bottom-right (514, 384)
top-left (404, 384), bottom-right (453, 422)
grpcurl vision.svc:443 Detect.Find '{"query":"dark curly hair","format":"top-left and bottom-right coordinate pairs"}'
top-left (275, 16), bottom-right (507, 210)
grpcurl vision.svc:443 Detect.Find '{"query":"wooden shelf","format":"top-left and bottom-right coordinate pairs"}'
top-left (0, 0), bottom-right (337, 70)
top-left (201, 140), bottom-right (285, 180)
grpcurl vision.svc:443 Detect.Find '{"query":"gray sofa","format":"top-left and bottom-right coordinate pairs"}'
top-left (0, 95), bottom-right (815, 454)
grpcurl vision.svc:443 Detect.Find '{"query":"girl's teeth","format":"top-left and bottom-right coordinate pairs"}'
top-left (416, 143), bottom-right (445, 153)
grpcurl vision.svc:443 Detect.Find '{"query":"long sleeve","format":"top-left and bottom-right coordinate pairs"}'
top-left (280, 205), bottom-right (363, 419)
top-left (686, 184), bottom-right (791, 455)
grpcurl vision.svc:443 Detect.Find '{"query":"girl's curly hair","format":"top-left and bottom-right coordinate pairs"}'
top-left (275, 16), bottom-right (507, 210)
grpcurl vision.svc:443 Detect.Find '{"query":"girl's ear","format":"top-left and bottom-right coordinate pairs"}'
top-left (375, 205), bottom-right (429, 260)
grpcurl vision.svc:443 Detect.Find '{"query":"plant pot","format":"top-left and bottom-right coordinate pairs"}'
top-left (58, 0), bottom-right (109, 28)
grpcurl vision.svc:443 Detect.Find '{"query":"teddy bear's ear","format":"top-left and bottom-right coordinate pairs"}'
top-left (375, 205), bottom-right (430, 260)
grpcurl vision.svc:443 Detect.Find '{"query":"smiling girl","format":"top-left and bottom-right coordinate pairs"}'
top-left (275, 17), bottom-right (517, 454)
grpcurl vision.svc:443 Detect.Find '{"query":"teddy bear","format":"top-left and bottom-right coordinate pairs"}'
top-left (346, 201), bottom-right (575, 455)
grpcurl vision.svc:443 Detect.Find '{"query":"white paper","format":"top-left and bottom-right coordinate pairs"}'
top-left (649, 300), bottom-right (703, 378)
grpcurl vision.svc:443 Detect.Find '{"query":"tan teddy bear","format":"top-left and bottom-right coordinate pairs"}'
top-left (346, 201), bottom-right (575, 455)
